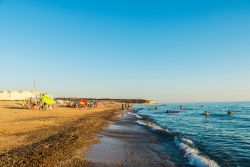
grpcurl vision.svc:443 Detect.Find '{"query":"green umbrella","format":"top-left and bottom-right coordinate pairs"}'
top-left (41, 95), bottom-right (53, 105)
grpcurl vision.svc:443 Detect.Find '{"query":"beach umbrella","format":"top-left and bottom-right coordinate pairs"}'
top-left (41, 95), bottom-right (54, 105)
top-left (88, 101), bottom-right (95, 105)
top-left (79, 99), bottom-right (88, 105)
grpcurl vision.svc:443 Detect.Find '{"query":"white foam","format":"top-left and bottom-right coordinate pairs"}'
top-left (135, 120), bottom-right (169, 132)
top-left (135, 120), bottom-right (147, 126)
top-left (175, 138), bottom-right (220, 167)
top-left (181, 137), bottom-right (194, 146)
top-left (127, 112), bottom-right (142, 119)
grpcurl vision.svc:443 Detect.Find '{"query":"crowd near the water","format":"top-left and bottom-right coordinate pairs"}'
top-left (121, 103), bottom-right (132, 111)
top-left (21, 96), bottom-right (236, 118)
top-left (23, 93), bottom-right (54, 110)
top-left (22, 94), bottom-right (116, 111)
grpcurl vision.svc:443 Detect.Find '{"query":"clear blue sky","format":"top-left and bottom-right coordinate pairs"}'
top-left (0, 0), bottom-right (250, 102)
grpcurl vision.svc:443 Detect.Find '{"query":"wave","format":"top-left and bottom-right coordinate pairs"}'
top-left (135, 120), bottom-right (170, 132)
top-left (135, 120), bottom-right (147, 126)
top-left (127, 112), bottom-right (142, 119)
top-left (174, 137), bottom-right (220, 167)
top-left (134, 117), bottom-right (219, 167)
top-left (181, 137), bottom-right (194, 146)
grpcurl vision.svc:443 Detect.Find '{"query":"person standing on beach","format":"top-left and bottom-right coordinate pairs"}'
top-left (121, 103), bottom-right (125, 117)
top-left (125, 103), bottom-right (130, 110)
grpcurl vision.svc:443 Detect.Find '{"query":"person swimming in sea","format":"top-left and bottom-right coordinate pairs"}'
top-left (180, 105), bottom-right (187, 110)
top-left (204, 111), bottom-right (210, 118)
top-left (227, 110), bottom-right (234, 116)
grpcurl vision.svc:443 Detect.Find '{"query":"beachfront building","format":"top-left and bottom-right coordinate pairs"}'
top-left (0, 91), bottom-right (41, 100)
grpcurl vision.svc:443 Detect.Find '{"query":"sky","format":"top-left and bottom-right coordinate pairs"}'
top-left (0, 0), bottom-right (250, 103)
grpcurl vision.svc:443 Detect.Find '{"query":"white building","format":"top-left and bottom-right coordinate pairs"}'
top-left (0, 91), bottom-right (41, 100)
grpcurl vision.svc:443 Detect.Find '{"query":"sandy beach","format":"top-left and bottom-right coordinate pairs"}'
top-left (0, 101), bottom-right (121, 166)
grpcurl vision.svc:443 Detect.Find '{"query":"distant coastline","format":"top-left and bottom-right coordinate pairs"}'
top-left (55, 97), bottom-right (155, 104)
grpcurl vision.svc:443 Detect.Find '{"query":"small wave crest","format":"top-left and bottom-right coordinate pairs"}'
top-left (135, 120), bottom-right (169, 132)
top-left (135, 120), bottom-right (147, 126)
top-left (181, 137), bottom-right (194, 146)
top-left (127, 112), bottom-right (142, 119)
top-left (174, 137), bottom-right (219, 167)
top-left (135, 119), bottom-right (219, 167)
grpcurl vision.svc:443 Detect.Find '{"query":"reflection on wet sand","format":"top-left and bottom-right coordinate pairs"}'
top-left (86, 112), bottom-right (185, 167)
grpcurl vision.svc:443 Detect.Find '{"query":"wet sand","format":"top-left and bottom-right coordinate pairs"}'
top-left (85, 111), bottom-right (185, 167)
top-left (0, 101), bottom-right (121, 166)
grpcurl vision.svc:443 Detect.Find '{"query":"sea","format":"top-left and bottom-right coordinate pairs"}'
top-left (132, 102), bottom-right (250, 167)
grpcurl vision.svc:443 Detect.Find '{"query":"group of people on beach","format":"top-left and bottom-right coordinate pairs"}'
top-left (23, 93), bottom-right (54, 110)
top-left (121, 103), bottom-right (132, 117)
top-left (121, 103), bottom-right (132, 111)
top-left (68, 99), bottom-right (98, 109)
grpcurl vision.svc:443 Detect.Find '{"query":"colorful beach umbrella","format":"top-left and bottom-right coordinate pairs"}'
top-left (79, 99), bottom-right (88, 105)
top-left (41, 95), bottom-right (54, 105)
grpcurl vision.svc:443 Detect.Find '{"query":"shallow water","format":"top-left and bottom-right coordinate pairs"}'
top-left (86, 112), bottom-right (190, 167)
top-left (134, 102), bottom-right (250, 167)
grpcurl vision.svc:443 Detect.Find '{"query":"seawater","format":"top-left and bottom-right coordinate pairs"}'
top-left (133, 102), bottom-right (250, 167)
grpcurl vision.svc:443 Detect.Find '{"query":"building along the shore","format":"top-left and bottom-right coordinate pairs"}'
top-left (0, 91), bottom-right (40, 100)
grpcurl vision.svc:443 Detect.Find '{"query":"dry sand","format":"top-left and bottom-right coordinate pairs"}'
top-left (0, 101), bottom-right (121, 167)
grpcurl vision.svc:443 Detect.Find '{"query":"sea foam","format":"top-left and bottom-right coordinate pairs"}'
top-left (127, 112), bottom-right (142, 119)
top-left (135, 120), bottom-right (169, 132)
top-left (174, 137), bottom-right (220, 167)
top-left (135, 119), bottom-right (219, 167)
top-left (181, 137), bottom-right (194, 146)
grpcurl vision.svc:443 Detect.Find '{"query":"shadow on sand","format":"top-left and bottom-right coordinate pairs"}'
top-left (3, 105), bottom-right (23, 110)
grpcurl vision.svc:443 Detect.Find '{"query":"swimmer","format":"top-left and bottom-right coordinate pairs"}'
top-left (204, 111), bottom-right (210, 117)
top-left (227, 110), bottom-right (234, 116)
top-left (180, 105), bottom-right (187, 110)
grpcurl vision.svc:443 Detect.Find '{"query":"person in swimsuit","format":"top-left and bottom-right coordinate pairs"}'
top-left (227, 110), bottom-right (234, 116)
top-left (204, 111), bottom-right (210, 118)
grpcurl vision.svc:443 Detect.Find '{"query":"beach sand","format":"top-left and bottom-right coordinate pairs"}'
top-left (0, 101), bottom-right (121, 166)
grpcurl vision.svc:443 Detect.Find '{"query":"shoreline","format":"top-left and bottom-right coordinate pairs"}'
top-left (0, 101), bottom-right (121, 166)
top-left (84, 110), bottom-right (184, 167)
